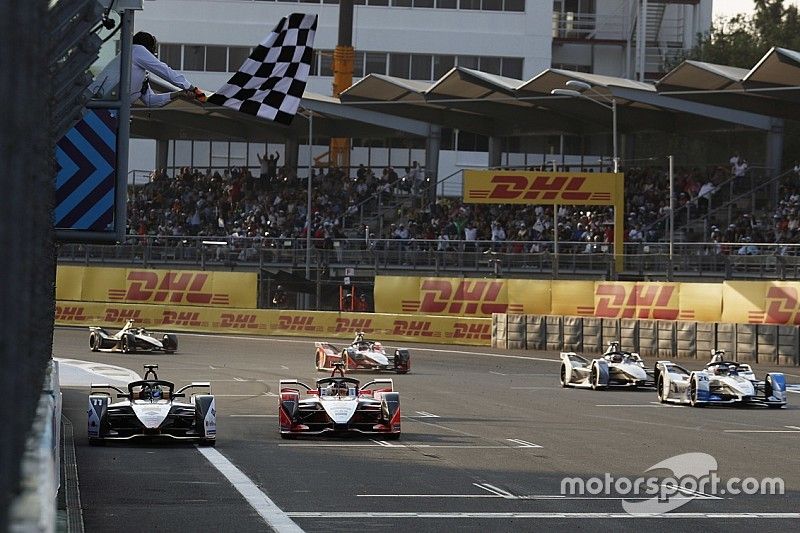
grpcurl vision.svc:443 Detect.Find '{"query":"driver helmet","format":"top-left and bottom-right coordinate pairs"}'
top-left (150, 385), bottom-right (162, 400)
top-left (373, 342), bottom-right (383, 352)
top-left (610, 354), bottom-right (624, 363)
top-left (715, 364), bottom-right (729, 376)
top-left (140, 385), bottom-right (151, 400)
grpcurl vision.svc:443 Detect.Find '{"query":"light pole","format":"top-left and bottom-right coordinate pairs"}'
top-left (551, 80), bottom-right (618, 173)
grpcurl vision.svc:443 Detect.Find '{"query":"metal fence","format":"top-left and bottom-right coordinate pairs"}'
top-left (56, 236), bottom-right (800, 281)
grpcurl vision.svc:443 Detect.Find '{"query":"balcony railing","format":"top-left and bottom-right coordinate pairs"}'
top-left (552, 11), bottom-right (625, 41)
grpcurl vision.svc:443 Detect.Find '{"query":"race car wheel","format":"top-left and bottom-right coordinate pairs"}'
top-left (383, 433), bottom-right (401, 441)
top-left (199, 439), bottom-right (216, 447)
top-left (316, 350), bottom-right (326, 371)
top-left (657, 375), bottom-right (667, 403)
top-left (121, 336), bottom-right (130, 353)
top-left (280, 433), bottom-right (297, 440)
top-left (88, 438), bottom-right (105, 446)
top-left (690, 377), bottom-right (704, 407)
top-left (560, 365), bottom-right (568, 387)
top-left (90, 333), bottom-right (100, 352)
top-left (590, 365), bottom-right (601, 390)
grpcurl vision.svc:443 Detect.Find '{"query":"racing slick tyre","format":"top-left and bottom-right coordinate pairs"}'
top-left (657, 375), bottom-right (667, 403)
top-left (383, 433), bottom-right (401, 441)
top-left (199, 439), bottom-right (216, 447)
top-left (121, 334), bottom-right (133, 354)
top-left (316, 350), bottom-right (326, 372)
top-left (280, 433), bottom-right (297, 440)
top-left (690, 377), bottom-right (704, 407)
top-left (560, 365), bottom-right (568, 388)
top-left (590, 365), bottom-right (604, 390)
top-left (765, 376), bottom-right (784, 408)
top-left (90, 332), bottom-right (100, 352)
top-left (162, 334), bottom-right (178, 354)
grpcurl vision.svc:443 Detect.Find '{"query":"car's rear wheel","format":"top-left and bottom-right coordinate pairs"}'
top-left (90, 333), bottom-right (100, 352)
top-left (316, 350), bottom-right (326, 371)
top-left (121, 336), bottom-right (130, 353)
top-left (590, 366), bottom-right (601, 390)
top-left (560, 365), bottom-right (568, 387)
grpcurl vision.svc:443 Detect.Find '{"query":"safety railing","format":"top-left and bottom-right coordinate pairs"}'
top-left (56, 236), bottom-right (800, 280)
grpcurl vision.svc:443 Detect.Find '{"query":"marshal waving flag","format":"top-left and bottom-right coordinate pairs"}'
top-left (208, 13), bottom-right (317, 125)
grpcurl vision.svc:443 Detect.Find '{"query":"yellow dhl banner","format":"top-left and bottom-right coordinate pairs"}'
top-left (376, 277), bottom-right (725, 323)
top-left (54, 301), bottom-right (492, 346)
top-left (722, 281), bottom-right (800, 325)
top-left (463, 170), bottom-right (623, 206)
top-left (375, 276), bottom-right (551, 317)
top-left (56, 266), bottom-right (257, 309)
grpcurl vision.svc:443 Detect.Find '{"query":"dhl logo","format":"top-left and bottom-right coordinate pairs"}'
top-left (278, 315), bottom-right (319, 332)
top-left (467, 175), bottom-right (612, 203)
top-left (220, 313), bottom-right (259, 329)
top-left (162, 311), bottom-right (203, 327)
top-left (109, 271), bottom-right (230, 306)
top-left (752, 286), bottom-right (800, 324)
top-left (392, 320), bottom-right (435, 337)
top-left (104, 309), bottom-right (141, 323)
top-left (451, 323), bottom-right (491, 340)
top-left (334, 318), bottom-right (374, 334)
top-left (55, 306), bottom-right (87, 321)
top-left (583, 284), bottom-right (684, 320)
top-left (403, 280), bottom-right (507, 315)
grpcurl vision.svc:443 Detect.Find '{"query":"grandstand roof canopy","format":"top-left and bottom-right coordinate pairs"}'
top-left (131, 46), bottom-right (800, 143)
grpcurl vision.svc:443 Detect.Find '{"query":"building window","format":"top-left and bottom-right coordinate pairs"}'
top-left (353, 51), bottom-right (365, 77)
top-left (414, 0), bottom-right (434, 7)
top-left (460, 0), bottom-right (480, 9)
top-left (501, 57), bottom-right (523, 78)
top-left (480, 56), bottom-right (501, 75)
top-left (206, 46), bottom-right (227, 72)
top-left (365, 52), bottom-right (387, 75)
top-left (505, 0), bottom-right (524, 11)
top-left (483, 0), bottom-right (502, 10)
top-left (159, 44), bottom-right (182, 70)
top-left (389, 53), bottom-right (410, 78)
top-left (392, 0), bottom-right (413, 6)
top-left (183, 45), bottom-right (205, 71)
top-left (228, 47), bottom-right (251, 73)
top-left (434, 55), bottom-right (455, 78)
top-left (320, 50), bottom-right (334, 76)
top-left (410, 54), bottom-right (432, 80)
top-left (457, 55), bottom-right (479, 69)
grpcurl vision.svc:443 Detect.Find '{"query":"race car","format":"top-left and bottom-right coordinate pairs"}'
top-left (89, 319), bottom-right (178, 354)
top-left (314, 332), bottom-right (410, 373)
top-left (87, 364), bottom-right (216, 445)
top-left (279, 363), bottom-right (401, 439)
top-left (560, 341), bottom-right (654, 389)
top-left (655, 350), bottom-right (787, 408)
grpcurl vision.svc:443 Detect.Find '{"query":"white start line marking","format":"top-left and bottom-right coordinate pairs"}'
top-left (284, 512), bottom-right (800, 519)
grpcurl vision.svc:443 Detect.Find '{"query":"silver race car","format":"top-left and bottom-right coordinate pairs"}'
top-left (314, 332), bottom-right (410, 373)
top-left (560, 341), bottom-right (653, 389)
top-left (279, 363), bottom-right (401, 439)
top-left (88, 364), bottom-right (216, 445)
top-left (89, 319), bottom-right (178, 354)
top-left (655, 350), bottom-right (787, 408)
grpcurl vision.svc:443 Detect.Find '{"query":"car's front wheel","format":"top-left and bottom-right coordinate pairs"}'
top-left (657, 375), bottom-right (667, 403)
top-left (560, 365), bottom-right (568, 387)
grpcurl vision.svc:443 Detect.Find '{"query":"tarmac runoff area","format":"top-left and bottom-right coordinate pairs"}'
top-left (55, 327), bottom-right (800, 533)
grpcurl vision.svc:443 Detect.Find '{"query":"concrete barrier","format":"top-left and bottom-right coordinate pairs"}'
top-left (507, 314), bottom-right (526, 350)
top-left (526, 315), bottom-right (545, 350)
top-left (489, 314), bottom-right (800, 365)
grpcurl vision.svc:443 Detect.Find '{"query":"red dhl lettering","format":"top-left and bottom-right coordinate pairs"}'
top-left (119, 271), bottom-right (217, 304)
top-left (764, 286), bottom-right (800, 324)
top-left (278, 315), bottom-right (316, 331)
top-left (334, 318), bottom-right (374, 333)
top-left (594, 284), bottom-right (679, 320)
top-left (162, 311), bottom-right (202, 326)
top-left (55, 306), bottom-right (87, 321)
top-left (220, 313), bottom-right (259, 329)
top-left (418, 279), bottom-right (506, 315)
top-left (392, 320), bottom-right (433, 336)
top-left (485, 175), bottom-right (591, 202)
top-left (104, 308), bottom-right (141, 323)
top-left (453, 323), bottom-right (491, 340)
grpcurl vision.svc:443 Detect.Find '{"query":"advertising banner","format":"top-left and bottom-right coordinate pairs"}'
top-left (680, 282), bottom-right (723, 323)
top-left (551, 280), bottom-right (594, 317)
top-left (463, 170), bottom-right (622, 206)
top-left (56, 266), bottom-right (257, 308)
top-left (723, 281), bottom-right (800, 325)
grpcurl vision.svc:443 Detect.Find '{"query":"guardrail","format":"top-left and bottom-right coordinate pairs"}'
top-left (56, 237), bottom-right (800, 280)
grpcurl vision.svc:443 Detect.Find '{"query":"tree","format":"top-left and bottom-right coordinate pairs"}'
top-left (675, 0), bottom-right (800, 68)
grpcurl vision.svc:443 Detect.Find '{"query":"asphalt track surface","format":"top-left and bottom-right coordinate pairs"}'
top-left (55, 326), bottom-right (800, 532)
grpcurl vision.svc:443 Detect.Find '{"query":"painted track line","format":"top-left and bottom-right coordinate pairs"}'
top-left (285, 511), bottom-right (800, 519)
top-left (196, 446), bottom-right (303, 533)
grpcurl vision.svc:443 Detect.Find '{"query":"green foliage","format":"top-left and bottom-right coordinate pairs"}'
top-left (680, 0), bottom-right (800, 68)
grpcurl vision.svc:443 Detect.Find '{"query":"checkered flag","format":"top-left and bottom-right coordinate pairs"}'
top-left (208, 13), bottom-right (317, 125)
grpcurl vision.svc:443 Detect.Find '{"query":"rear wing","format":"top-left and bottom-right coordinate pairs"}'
top-left (90, 383), bottom-right (129, 399)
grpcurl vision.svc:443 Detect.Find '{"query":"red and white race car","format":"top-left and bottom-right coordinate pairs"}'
top-left (314, 332), bottom-right (411, 374)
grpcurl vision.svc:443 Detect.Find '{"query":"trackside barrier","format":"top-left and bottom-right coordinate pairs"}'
top-left (492, 314), bottom-right (800, 365)
top-left (9, 360), bottom-right (61, 533)
top-left (506, 314), bottom-right (526, 350)
top-left (54, 301), bottom-right (492, 346)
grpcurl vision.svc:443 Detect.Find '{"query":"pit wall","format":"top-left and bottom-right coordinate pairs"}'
top-left (55, 301), bottom-right (492, 346)
top-left (492, 314), bottom-right (800, 366)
